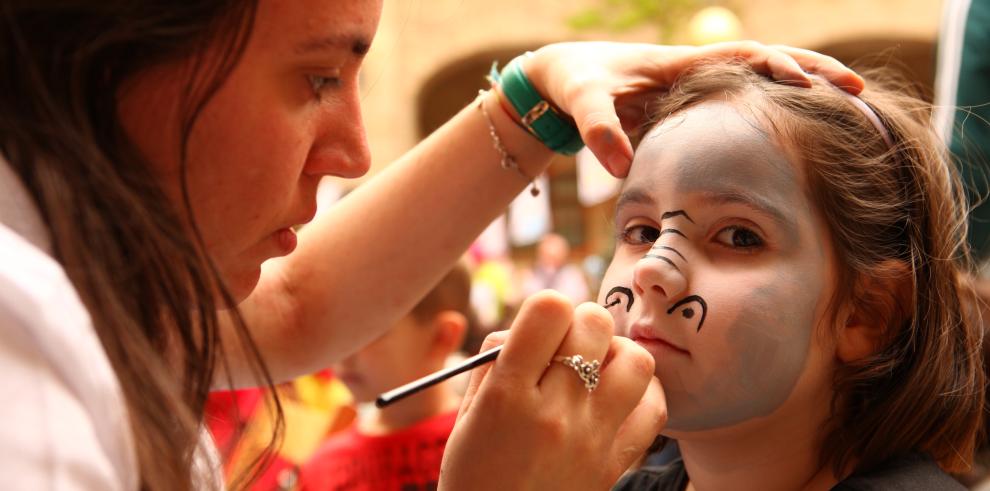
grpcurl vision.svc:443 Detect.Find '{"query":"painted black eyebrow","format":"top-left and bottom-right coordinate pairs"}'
top-left (661, 210), bottom-right (695, 223)
top-left (650, 245), bottom-right (685, 261)
top-left (295, 34), bottom-right (372, 56)
top-left (643, 254), bottom-right (681, 272)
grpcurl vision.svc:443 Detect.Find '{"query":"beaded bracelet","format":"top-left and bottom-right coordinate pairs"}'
top-left (476, 89), bottom-right (540, 197)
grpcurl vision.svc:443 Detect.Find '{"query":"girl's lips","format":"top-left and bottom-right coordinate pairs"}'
top-left (629, 324), bottom-right (691, 357)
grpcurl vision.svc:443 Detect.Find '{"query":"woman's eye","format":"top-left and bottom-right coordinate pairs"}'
top-left (715, 226), bottom-right (764, 250)
top-left (620, 225), bottom-right (661, 245)
top-left (307, 74), bottom-right (341, 99)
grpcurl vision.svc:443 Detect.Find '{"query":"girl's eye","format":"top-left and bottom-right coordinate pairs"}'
top-left (620, 225), bottom-right (661, 245)
top-left (715, 226), bottom-right (765, 250)
top-left (307, 74), bottom-right (341, 99)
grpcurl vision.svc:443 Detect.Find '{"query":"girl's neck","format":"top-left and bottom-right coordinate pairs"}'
top-left (680, 434), bottom-right (835, 491)
top-left (359, 383), bottom-right (459, 435)
top-left (677, 398), bottom-right (840, 491)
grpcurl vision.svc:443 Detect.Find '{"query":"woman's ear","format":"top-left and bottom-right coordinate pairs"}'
top-left (836, 260), bottom-right (913, 363)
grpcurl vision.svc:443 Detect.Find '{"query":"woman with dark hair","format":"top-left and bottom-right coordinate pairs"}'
top-left (0, 1), bottom-right (861, 489)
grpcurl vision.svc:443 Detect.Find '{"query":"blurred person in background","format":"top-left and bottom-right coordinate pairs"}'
top-left (519, 232), bottom-right (591, 305)
top-left (298, 264), bottom-right (472, 491)
top-left (205, 371), bottom-right (355, 491)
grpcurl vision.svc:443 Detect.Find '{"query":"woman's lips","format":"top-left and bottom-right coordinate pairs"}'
top-left (629, 324), bottom-right (691, 357)
top-left (276, 227), bottom-right (298, 254)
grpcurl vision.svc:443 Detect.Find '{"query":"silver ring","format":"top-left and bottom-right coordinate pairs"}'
top-left (552, 354), bottom-right (601, 392)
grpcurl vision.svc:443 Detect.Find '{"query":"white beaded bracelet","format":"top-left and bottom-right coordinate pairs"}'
top-left (476, 89), bottom-right (540, 197)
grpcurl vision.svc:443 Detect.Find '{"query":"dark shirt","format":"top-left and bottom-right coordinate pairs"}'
top-left (613, 454), bottom-right (964, 491)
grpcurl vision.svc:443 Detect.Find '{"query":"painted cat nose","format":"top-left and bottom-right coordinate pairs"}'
top-left (633, 254), bottom-right (687, 305)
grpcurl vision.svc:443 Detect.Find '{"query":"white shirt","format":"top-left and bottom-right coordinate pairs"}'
top-left (0, 158), bottom-right (138, 489)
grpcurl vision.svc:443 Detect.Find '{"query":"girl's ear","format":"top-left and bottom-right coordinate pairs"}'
top-left (836, 260), bottom-right (913, 363)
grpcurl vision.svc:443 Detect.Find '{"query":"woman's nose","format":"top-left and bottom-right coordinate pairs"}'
top-left (305, 91), bottom-right (372, 179)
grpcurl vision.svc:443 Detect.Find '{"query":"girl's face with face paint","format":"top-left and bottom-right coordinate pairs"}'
top-left (599, 100), bottom-right (839, 435)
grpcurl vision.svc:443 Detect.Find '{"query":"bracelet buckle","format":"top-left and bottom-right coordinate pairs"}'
top-left (521, 101), bottom-right (551, 134)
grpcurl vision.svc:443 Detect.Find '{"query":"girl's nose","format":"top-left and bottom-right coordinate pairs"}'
top-left (632, 252), bottom-right (687, 307)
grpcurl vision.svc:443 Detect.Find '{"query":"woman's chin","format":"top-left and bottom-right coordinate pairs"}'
top-left (220, 265), bottom-right (263, 305)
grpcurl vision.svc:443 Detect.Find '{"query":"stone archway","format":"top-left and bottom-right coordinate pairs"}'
top-left (415, 46), bottom-right (537, 139)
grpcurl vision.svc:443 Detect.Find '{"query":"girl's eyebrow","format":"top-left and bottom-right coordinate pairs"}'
top-left (615, 187), bottom-right (656, 211)
top-left (614, 186), bottom-right (799, 237)
top-left (701, 189), bottom-right (797, 232)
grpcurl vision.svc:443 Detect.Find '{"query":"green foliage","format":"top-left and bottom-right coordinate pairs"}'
top-left (567, 0), bottom-right (713, 42)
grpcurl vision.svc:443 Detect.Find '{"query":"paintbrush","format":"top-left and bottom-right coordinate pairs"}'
top-left (375, 291), bottom-right (632, 408)
top-left (375, 344), bottom-right (503, 408)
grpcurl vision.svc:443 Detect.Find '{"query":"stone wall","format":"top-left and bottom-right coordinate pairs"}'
top-left (354, 0), bottom-right (942, 179)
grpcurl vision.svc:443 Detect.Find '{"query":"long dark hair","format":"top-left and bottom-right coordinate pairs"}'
top-left (0, 2), bottom-right (281, 489)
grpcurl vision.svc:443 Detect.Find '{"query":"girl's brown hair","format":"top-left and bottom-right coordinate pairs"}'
top-left (641, 62), bottom-right (984, 475)
top-left (0, 2), bottom-right (280, 489)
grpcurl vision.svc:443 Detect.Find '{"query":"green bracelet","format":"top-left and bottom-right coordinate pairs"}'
top-left (489, 53), bottom-right (585, 156)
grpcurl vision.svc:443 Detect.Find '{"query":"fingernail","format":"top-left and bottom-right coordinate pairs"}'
top-left (607, 151), bottom-right (631, 175)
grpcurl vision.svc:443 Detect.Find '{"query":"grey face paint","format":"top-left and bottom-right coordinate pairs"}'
top-left (665, 280), bottom-right (821, 431)
top-left (631, 104), bottom-right (802, 245)
top-left (617, 101), bottom-right (828, 432)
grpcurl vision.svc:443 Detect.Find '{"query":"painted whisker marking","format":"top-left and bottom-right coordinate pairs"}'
top-left (604, 286), bottom-right (635, 313)
top-left (650, 245), bottom-right (686, 261)
top-left (643, 254), bottom-right (680, 272)
top-left (667, 295), bottom-right (708, 332)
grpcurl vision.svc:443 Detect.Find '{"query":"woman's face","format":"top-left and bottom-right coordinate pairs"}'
top-left (118, 0), bottom-right (382, 300)
top-left (599, 100), bottom-right (839, 434)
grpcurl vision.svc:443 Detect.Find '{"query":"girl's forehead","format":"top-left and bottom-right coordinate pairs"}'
top-left (626, 101), bottom-right (801, 205)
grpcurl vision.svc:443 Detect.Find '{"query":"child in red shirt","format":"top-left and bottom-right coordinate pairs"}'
top-left (299, 264), bottom-right (472, 491)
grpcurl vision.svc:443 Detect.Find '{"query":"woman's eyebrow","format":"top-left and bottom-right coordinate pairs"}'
top-left (295, 33), bottom-right (371, 57)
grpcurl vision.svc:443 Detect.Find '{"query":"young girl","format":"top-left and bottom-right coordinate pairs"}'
top-left (600, 62), bottom-right (984, 490)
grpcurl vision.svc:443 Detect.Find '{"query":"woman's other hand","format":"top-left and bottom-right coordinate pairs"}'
top-left (523, 41), bottom-right (863, 177)
top-left (439, 291), bottom-right (667, 491)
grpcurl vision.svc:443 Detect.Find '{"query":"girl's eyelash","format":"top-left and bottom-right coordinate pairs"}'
top-left (618, 224), bottom-right (660, 245)
top-left (307, 74), bottom-right (342, 99)
top-left (714, 225), bottom-right (765, 250)
top-left (617, 220), bottom-right (766, 255)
